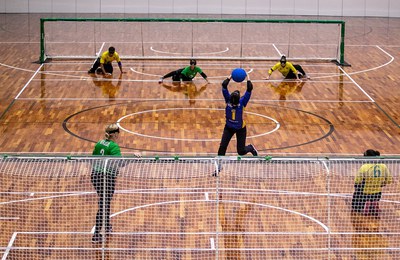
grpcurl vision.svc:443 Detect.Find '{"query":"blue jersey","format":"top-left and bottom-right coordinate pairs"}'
top-left (223, 87), bottom-right (251, 130)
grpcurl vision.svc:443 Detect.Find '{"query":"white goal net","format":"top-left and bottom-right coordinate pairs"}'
top-left (40, 18), bottom-right (346, 64)
top-left (0, 156), bottom-right (398, 259)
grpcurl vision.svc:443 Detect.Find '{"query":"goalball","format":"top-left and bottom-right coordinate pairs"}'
top-left (231, 68), bottom-right (246, 82)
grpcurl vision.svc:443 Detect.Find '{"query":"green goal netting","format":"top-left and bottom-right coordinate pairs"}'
top-left (40, 18), bottom-right (346, 64)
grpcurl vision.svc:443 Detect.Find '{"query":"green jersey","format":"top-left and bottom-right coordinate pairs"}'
top-left (92, 139), bottom-right (121, 156)
top-left (181, 66), bottom-right (203, 79)
top-left (92, 139), bottom-right (121, 175)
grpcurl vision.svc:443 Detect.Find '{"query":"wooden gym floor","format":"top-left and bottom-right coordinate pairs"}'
top-left (0, 13), bottom-right (399, 259)
top-left (0, 14), bottom-right (399, 156)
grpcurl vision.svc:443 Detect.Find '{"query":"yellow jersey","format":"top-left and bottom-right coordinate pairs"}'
top-left (355, 163), bottom-right (392, 194)
top-left (268, 61), bottom-right (297, 77)
top-left (99, 51), bottom-right (121, 64)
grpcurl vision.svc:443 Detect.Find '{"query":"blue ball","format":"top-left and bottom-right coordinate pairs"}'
top-left (231, 68), bottom-right (246, 82)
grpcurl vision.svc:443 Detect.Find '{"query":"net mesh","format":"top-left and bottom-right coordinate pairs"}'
top-left (40, 18), bottom-right (345, 63)
top-left (0, 156), bottom-right (399, 259)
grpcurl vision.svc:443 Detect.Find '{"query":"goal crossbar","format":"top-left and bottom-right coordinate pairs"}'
top-left (40, 17), bottom-right (346, 65)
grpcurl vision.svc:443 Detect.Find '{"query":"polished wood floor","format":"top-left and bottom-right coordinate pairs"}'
top-left (0, 158), bottom-right (399, 259)
top-left (0, 13), bottom-right (399, 259)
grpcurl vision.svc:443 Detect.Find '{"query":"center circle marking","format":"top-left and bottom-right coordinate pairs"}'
top-left (117, 107), bottom-right (280, 142)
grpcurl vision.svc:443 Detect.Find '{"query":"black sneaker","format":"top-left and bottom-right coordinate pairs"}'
top-left (212, 163), bottom-right (222, 177)
top-left (91, 233), bottom-right (102, 243)
top-left (105, 225), bottom-right (113, 233)
top-left (96, 68), bottom-right (103, 74)
top-left (250, 144), bottom-right (258, 156)
top-left (88, 69), bottom-right (95, 74)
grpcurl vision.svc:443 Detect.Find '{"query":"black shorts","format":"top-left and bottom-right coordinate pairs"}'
top-left (364, 192), bottom-right (382, 202)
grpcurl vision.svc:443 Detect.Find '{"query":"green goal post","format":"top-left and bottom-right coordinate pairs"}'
top-left (40, 17), bottom-right (347, 65)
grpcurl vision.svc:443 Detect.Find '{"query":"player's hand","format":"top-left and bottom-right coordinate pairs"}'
top-left (105, 73), bottom-right (112, 77)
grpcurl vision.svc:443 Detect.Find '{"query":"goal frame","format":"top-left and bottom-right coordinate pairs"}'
top-left (40, 17), bottom-right (347, 65)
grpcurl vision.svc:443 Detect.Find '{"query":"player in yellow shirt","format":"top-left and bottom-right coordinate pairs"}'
top-left (352, 149), bottom-right (392, 216)
top-left (88, 46), bottom-right (124, 76)
top-left (265, 55), bottom-right (309, 80)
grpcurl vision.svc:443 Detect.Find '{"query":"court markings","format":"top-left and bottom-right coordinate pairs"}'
top-left (1, 188), bottom-right (399, 256)
top-left (117, 107), bottom-right (280, 142)
top-left (0, 45), bottom-right (394, 84)
top-left (150, 46), bottom-right (230, 55)
top-left (0, 44), bottom-right (393, 107)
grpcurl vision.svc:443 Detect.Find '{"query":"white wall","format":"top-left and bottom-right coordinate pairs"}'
top-left (1, 0), bottom-right (399, 17)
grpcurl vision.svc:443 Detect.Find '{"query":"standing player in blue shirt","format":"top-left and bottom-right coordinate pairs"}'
top-left (217, 73), bottom-right (258, 157)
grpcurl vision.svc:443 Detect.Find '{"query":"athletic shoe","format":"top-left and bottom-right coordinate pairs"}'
top-left (250, 144), bottom-right (258, 156)
top-left (96, 68), bottom-right (103, 74)
top-left (105, 225), bottom-right (113, 233)
top-left (91, 233), bottom-right (102, 243)
top-left (212, 164), bottom-right (222, 177)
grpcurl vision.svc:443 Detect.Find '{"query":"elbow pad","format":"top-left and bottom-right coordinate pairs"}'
top-left (222, 78), bottom-right (230, 89)
top-left (246, 80), bottom-right (253, 92)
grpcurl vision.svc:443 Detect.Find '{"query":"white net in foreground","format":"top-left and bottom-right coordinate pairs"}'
top-left (0, 156), bottom-right (399, 259)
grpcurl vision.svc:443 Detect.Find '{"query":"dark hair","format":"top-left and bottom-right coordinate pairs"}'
top-left (363, 149), bottom-right (380, 156)
top-left (108, 46), bottom-right (115, 54)
top-left (280, 55), bottom-right (287, 64)
top-left (190, 59), bottom-right (197, 65)
top-left (230, 90), bottom-right (240, 105)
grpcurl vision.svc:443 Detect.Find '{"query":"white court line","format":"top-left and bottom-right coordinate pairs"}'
top-left (2, 188), bottom-right (398, 198)
top-left (1, 246), bottom-right (399, 252)
top-left (15, 64), bottom-right (43, 100)
top-left (346, 45), bottom-right (394, 76)
top-left (338, 66), bottom-right (375, 102)
top-left (1, 245), bottom-right (400, 252)
top-left (0, 217), bottom-right (19, 220)
top-left (2, 232), bottom-right (17, 260)
top-left (32, 78), bottom-right (353, 84)
top-left (0, 192), bottom-right (93, 206)
top-left (313, 45), bottom-right (394, 80)
top-left (205, 192), bottom-right (209, 201)
top-left (17, 97), bottom-right (373, 103)
top-left (0, 44), bottom-right (392, 83)
top-left (210, 238), bottom-right (215, 250)
top-left (13, 230), bottom-right (400, 235)
top-left (272, 44), bottom-right (283, 57)
top-left (130, 67), bottom-right (252, 79)
top-left (97, 42), bottom-right (105, 57)
top-left (104, 199), bottom-right (329, 233)
top-left (117, 108), bottom-right (280, 141)
top-left (150, 46), bottom-right (230, 55)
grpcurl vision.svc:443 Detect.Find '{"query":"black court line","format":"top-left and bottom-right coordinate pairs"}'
top-left (62, 101), bottom-right (334, 153)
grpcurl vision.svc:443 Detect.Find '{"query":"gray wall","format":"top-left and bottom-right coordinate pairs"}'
top-left (0, 0), bottom-right (399, 17)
